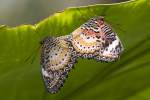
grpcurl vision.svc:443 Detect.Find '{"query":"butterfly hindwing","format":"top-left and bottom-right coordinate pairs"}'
top-left (95, 31), bottom-right (124, 62)
top-left (40, 35), bottom-right (77, 93)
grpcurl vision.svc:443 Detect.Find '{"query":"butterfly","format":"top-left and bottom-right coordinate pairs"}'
top-left (40, 16), bottom-right (124, 93)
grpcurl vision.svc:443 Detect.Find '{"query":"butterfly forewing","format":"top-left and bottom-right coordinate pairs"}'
top-left (70, 16), bottom-right (124, 61)
top-left (70, 18), bottom-right (103, 58)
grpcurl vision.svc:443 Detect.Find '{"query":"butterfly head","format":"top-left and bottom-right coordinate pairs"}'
top-left (97, 16), bottom-right (104, 25)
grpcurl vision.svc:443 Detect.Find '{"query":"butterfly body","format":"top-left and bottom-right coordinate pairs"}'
top-left (40, 16), bottom-right (124, 93)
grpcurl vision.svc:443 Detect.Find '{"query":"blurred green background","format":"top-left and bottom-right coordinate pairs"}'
top-left (1, 0), bottom-right (150, 100)
top-left (0, 0), bottom-right (127, 26)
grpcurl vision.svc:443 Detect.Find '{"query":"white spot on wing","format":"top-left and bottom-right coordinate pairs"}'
top-left (42, 68), bottom-right (49, 77)
top-left (103, 35), bottom-right (120, 55)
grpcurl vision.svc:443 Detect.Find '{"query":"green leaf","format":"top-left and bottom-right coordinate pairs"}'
top-left (0, 0), bottom-right (150, 100)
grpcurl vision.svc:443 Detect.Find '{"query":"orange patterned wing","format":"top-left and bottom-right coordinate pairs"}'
top-left (40, 16), bottom-right (124, 94)
top-left (69, 16), bottom-right (124, 61)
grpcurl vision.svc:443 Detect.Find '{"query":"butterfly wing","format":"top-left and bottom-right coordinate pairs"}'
top-left (69, 18), bottom-right (103, 59)
top-left (94, 24), bottom-right (124, 62)
top-left (40, 35), bottom-right (77, 93)
top-left (40, 17), bottom-right (124, 93)
top-left (69, 16), bottom-right (123, 61)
